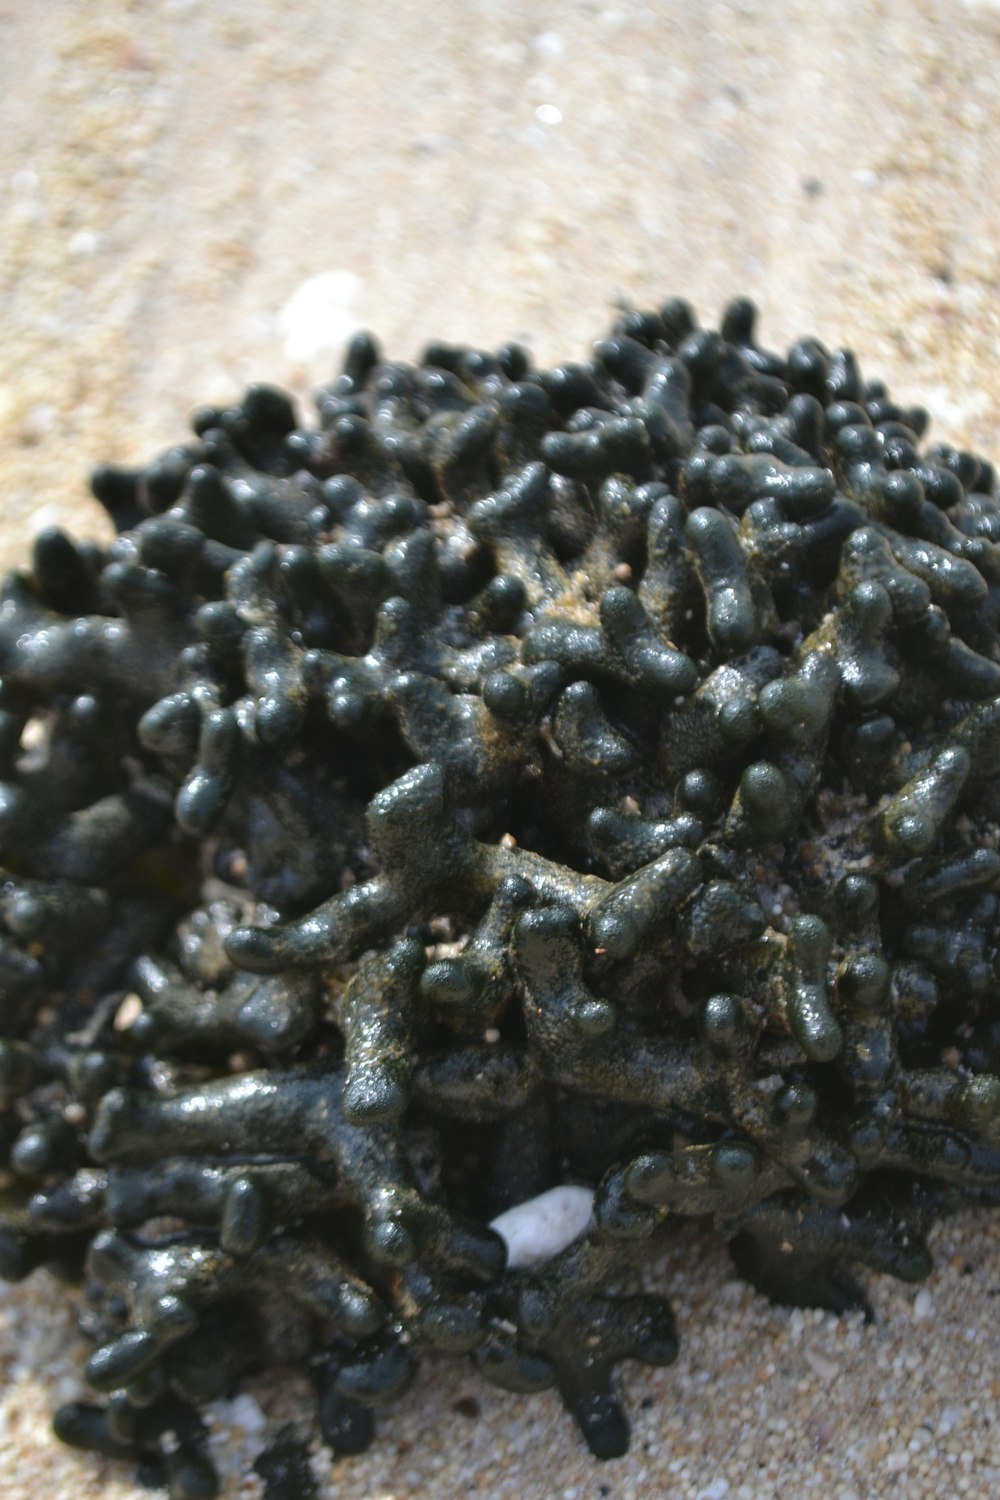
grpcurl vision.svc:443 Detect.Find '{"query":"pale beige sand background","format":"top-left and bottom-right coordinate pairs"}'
top-left (2, 1), bottom-right (1000, 1495)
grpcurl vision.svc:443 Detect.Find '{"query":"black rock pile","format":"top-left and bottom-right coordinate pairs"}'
top-left (2, 297), bottom-right (1000, 1497)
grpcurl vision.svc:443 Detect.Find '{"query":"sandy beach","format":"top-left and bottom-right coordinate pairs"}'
top-left (2, 2), bottom-right (1000, 1495)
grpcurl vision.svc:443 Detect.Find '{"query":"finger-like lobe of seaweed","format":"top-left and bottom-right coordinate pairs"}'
top-left (2, 297), bottom-right (1000, 1495)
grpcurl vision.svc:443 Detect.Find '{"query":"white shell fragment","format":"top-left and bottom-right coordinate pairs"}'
top-left (489, 1185), bottom-right (596, 1268)
top-left (279, 270), bottom-right (362, 365)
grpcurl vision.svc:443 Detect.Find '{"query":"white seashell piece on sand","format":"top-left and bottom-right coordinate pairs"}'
top-left (489, 1184), bottom-right (596, 1268)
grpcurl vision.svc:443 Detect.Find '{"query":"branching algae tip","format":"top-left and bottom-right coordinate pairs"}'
top-left (1, 295), bottom-right (1000, 1497)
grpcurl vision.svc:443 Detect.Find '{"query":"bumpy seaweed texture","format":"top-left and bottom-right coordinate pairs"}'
top-left (2, 297), bottom-right (1000, 1494)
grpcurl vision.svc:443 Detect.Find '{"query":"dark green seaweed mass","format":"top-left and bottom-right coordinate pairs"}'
top-left (2, 297), bottom-right (1000, 1495)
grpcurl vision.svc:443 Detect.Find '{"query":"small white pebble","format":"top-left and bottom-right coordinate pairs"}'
top-left (695, 1480), bottom-right (729, 1500)
top-left (69, 228), bottom-right (102, 258)
top-left (490, 1184), bottom-right (594, 1267)
top-left (279, 270), bottom-right (362, 364)
top-left (535, 104), bottom-right (563, 126)
top-left (804, 1346), bottom-right (839, 1382)
top-left (937, 1404), bottom-right (964, 1436)
top-left (27, 503), bottom-right (70, 535)
top-left (913, 1288), bottom-right (933, 1319)
top-left (224, 1393), bottom-right (266, 1435)
top-left (532, 30), bottom-right (566, 59)
top-left (25, 401), bottom-right (58, 434)
top-left (886, 1451), bottom-right (909, 1473)
top-left (10, 167), bottom-right (39, 194)
top-left (114, 993), bottom-right (144, 1031)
